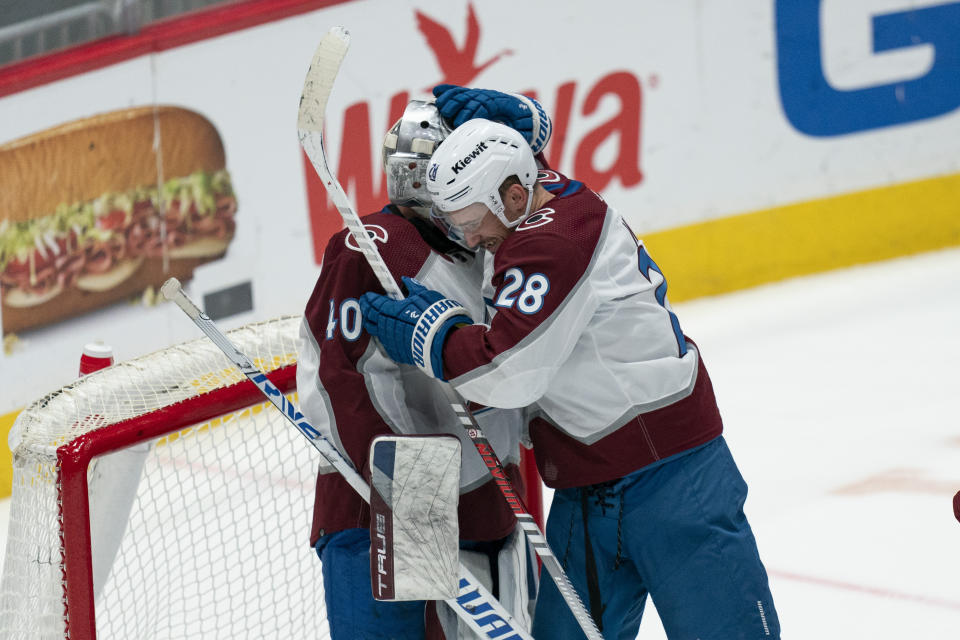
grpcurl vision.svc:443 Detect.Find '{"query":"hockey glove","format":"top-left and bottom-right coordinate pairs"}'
top-left (433, 84), bottom-right (553, 154)
top-left (360, 276), bottom-right (473, 380)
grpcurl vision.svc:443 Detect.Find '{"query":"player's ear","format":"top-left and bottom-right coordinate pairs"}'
top-left (508, 182), bottom-right (527, 209)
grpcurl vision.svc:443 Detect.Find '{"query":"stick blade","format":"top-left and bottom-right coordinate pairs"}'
top-left (297, 26), bottom-right (351, 134)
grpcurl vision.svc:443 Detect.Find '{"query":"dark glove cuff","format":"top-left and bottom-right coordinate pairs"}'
top-left (411, 299), bottom-right (473, 379)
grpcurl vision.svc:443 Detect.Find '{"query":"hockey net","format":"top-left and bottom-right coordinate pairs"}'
top-left (0, 316), bottom-right (329, 639)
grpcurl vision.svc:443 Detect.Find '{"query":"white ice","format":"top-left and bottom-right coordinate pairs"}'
top-left (2, 247), bottom-right (959, 638)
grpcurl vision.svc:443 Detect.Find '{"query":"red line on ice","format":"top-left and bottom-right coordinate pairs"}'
top-left (769, 569), bottom-right (960, 611)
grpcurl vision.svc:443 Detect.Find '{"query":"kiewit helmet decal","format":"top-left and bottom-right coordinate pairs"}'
top-left (426, 119), bottom-right (537, 229)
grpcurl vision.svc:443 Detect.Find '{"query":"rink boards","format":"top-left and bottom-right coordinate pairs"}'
top-left (0, 0), bottom-right (958, 486)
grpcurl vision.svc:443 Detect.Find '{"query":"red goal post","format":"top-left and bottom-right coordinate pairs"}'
top-left (0, 316), bottom-right (544, 639)
top-left (1, 317), bottom-right (323, 639)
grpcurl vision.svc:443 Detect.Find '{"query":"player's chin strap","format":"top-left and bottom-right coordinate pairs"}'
top-left (503, 185), bottom-right (535, 229)
top-left (411, 299), bottom-right (472, 379)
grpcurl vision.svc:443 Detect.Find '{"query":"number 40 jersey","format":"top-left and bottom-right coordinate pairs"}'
top-left (297, 206), bottom-right (525, 547)
top-left (443, 171), bottom-right (724, 489)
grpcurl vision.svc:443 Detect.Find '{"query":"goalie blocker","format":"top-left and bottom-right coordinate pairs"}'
top-left (368, 435), bottom-right (538, 636)
top-left (369, 435), bottom-right (461, 602)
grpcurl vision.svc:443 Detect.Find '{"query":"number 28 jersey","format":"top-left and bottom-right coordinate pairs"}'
top-left (443, 171), bottom-right (723, 488)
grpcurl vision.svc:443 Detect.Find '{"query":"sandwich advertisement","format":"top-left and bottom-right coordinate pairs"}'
top-left (0, 0), bottom-right (958, 420)
top-left (0, 106), bottom-right (237, 334)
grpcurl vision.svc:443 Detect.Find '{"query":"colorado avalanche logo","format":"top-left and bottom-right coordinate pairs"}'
top-left (537, 170), bottom-right (562, 184)
top-left (517, 207), bottom-right (555, 231)
top-left (428, 163), bottom-right (439, 181)
top-left (345, 224), bottom-right (389, 252)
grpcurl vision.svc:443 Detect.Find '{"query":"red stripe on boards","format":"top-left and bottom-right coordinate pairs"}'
top-left (0, 0), bottom-right (355, 98)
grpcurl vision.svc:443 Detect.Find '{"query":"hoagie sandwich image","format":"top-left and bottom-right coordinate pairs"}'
top-left (0, 105), bottom-right (237, 334)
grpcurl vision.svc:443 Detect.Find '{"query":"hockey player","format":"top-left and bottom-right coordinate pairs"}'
top-left (358, 119), bottom-right (781, 639)
top-left (297, 93), bottom-right (551, 639)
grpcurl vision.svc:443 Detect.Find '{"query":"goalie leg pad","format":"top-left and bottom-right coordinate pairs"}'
top-left (435, 527), bottom-right (537, 639)
top-left (496, 524), bottom-right (538, 631)
top-left (433, 548), bottom-right (492, 640)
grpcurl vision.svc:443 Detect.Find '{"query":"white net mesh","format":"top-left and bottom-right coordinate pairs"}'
top-left (0, 316), bottom-right (330, 639)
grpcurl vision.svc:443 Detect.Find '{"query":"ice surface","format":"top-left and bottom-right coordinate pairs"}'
top-left (3, 248), bottom-right (959, 638)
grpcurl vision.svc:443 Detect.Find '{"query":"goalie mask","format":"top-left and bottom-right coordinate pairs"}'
top-left (382, 100), bottom-right (451, 218)
top-left (426, 118), bottom-right (538, 234)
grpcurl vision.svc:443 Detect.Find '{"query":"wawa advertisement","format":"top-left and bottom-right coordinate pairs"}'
top-left (0, 0), bottom-right (958, 417)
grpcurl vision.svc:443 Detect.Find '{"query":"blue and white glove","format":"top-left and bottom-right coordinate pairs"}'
top-left (433, 84), bottom-right (553, 155)
top-left (360, 276), bottom-right (474, 380)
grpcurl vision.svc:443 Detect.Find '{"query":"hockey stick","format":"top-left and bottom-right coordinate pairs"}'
top-left (297, 27), bottom-right (603, 640)
top-left (160, 277), bottom-right (534, 640)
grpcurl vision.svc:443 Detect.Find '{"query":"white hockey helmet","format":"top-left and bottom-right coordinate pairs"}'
top-left (426, 118), bottom-right (538, 230)
top-left (382, 100), bottom-right (452, 217)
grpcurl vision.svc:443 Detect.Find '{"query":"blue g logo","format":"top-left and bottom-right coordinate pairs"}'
top-left (428, 163), bottom-right (439, 181)
top-left (776, 0), bottom-right (960, 136)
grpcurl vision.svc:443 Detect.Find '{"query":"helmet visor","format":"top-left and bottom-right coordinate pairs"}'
top-left (428, 207), bottom-right (475, 251)
top-left (432, 201), bottom-right (491, 237)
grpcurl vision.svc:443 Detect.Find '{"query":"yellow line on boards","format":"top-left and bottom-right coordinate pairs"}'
top-left (0, 409), bottom-right (17, 498)
top-left (644, 172), bottom-right (960, 302)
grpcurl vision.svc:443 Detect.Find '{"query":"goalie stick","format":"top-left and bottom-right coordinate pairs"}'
top-left (297, 26), bottom-right (604, 640)
top-left (160, 277), bottom-right (533, 640)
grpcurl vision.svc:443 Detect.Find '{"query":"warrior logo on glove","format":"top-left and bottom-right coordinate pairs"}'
top-left (411, 299), bottom-right (469, 370)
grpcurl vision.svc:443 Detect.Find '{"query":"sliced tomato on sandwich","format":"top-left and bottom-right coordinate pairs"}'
top-left (95, 209), bottom-right (127, 232)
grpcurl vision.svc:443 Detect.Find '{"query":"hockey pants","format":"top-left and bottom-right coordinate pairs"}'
top-left (531, 436), bottom-right (780, 639)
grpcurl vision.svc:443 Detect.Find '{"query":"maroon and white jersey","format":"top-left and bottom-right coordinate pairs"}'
top-left (297, 206), bottom-right (524, 545)
top-left (444, 173), bottom-right (723, 488)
